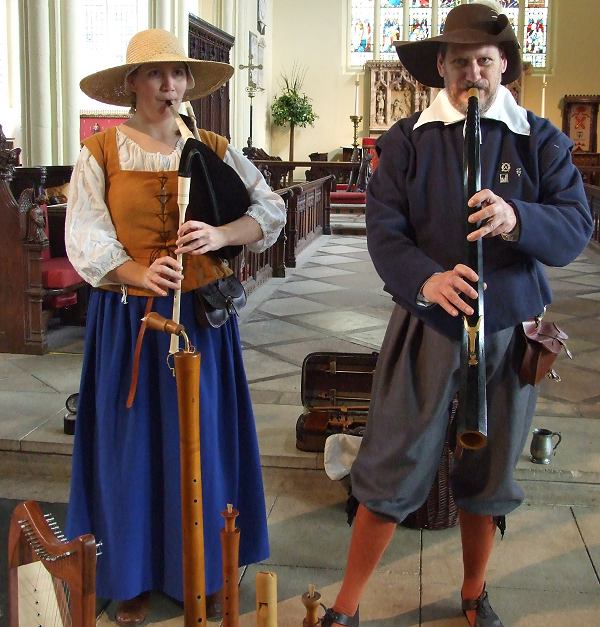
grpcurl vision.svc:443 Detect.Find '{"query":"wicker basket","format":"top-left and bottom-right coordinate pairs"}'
top-left (400, 400), bottom-right (458, 531)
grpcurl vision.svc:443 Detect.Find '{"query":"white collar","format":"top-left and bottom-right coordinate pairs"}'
top-left (413, 85), bottom-right (530, 136)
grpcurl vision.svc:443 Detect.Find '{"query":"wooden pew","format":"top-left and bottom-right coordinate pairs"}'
top-left (0, 124), bottom-right (82, 354)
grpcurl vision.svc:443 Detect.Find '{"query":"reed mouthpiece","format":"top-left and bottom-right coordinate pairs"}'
top-left (467, 87), bottom-right (480, 100)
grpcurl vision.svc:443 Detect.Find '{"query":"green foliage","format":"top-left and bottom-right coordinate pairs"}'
top-left (271, 65), bottom-right (317, 128)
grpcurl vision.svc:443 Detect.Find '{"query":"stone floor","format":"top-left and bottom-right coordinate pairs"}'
top-left (1, 234), bottom-right (600, 625)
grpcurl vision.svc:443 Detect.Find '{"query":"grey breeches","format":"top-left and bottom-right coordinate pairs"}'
top-left (350, 305), bottom-right (538, 522)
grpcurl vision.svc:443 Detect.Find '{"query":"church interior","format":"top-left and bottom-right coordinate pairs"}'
top-left (1, 0), bottom-right (600, 625)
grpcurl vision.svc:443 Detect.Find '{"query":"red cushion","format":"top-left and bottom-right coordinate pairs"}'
top-left (42, 257), bottom-right (83, 289)
top-left (330, 191), bottom-right (366, 204)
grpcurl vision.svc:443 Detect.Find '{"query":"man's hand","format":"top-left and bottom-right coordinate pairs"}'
top-left (467, 189), bottom-right (517, 241)
top-left (421, 264), bottom-right (479, 317)
top-left (175, 220), bottom-right (228, 255)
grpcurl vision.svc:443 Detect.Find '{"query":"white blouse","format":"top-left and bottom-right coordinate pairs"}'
top-left (65, 128), bottom-right (286, 287)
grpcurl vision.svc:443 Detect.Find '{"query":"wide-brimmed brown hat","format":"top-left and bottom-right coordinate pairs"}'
top-left (394, 3), bottom-right (522, 88)
top-left (80, 28), bottom-right (234, 107)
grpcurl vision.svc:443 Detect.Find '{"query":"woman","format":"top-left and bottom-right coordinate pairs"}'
top-left (65, 29), bottom-right (285, 626)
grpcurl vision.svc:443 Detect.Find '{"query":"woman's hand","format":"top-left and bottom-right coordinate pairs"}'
top-left (143, 256), bottom-right (183, 296)
top-left (466, 189), bottom-right (517, 241)
top-left (421, 264), bottom-right (479, 317)
top-left (175, 220), bottom-right (227, 255)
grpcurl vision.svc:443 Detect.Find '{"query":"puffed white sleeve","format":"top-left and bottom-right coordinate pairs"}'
top-left (65, 146), bottom-right (131, 287)
top-left (223, 145), bottom-right (286, 253)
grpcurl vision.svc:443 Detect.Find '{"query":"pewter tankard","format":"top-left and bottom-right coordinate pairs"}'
top-left (530, 428), bottom-right (562, 464)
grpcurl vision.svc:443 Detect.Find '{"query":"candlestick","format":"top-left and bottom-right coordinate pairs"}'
top-left (541, 74), bottom-right (547, 119)
top-left (354, 74), bottom-right (360, 116)
top-left (350, 114), bottom-right (363, 152)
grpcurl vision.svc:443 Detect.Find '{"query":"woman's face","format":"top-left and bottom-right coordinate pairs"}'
top-left (128, 62), bottom-right (191, 111)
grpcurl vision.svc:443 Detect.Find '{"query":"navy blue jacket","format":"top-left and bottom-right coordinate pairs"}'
top-left (366, 112), bottom-right (593, 339)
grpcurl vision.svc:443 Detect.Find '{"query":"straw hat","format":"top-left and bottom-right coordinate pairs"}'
top-left (394, 3), bottom-right (522, 88)
top-left (80, 28), bottom-right (234, 107)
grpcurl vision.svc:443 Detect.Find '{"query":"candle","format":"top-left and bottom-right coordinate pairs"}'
top-left (354, 74), bottom-right (360, 116)
top-left (541, 74), bottom-right (546, 119)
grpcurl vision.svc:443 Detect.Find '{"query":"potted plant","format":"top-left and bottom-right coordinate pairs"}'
top-left (271, 65), bottom-right (317, 174)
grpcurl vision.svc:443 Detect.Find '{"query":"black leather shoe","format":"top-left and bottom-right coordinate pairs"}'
top-left (321, 606), bottom-right (359, 626)
top-left (462, 587), bottom-right (503, 627)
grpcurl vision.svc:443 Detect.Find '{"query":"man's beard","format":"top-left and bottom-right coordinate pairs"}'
top-left (449, 82), bottom-right (498, 115)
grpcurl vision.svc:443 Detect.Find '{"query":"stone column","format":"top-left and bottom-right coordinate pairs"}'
top-left (176, 0), bottom-right (189, 52)
top-left (152, 0), bottom-right (172, 30)
top-left (19, 0), bottom-right (52, 165)
top-left (59, 0), bottom-right (81, 165)
top-left (221, 0), bottom-right (235, 35)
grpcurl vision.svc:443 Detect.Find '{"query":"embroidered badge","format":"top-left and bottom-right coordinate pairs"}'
top-left (501, 162), bottom-right (511, 172)
top-left (516, 167), bottom-right (522, 177)
top-left (500, 173), bottom-right (509, 183)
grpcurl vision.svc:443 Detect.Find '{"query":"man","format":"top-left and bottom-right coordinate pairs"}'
top-left (320, 4), bottom-right (592, 627)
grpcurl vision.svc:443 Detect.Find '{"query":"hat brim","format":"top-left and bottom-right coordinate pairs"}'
top-left (80, 57), bottom-right (234, 107)
top-left (394, 35), bottom-right (522, 89)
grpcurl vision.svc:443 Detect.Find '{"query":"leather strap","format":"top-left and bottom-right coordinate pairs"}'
top-left (126, 297), bottom-right (154, 408)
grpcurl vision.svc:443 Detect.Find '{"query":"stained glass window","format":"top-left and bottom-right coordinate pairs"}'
top-left (496, 0), bottom-right (519, 31)
top-left (438, 0), bottom-right (461, 35)
top-left (409, 8), bottom-right (431, 40)
top-left (523, 0), bottom-right (549, 68)
top-left (80, 0), bottom-right (149, 110)
top-left (350, 0), bottom-right (375, 66)
top-left (380, 1), bottom-right (404, 60)
top-left (350, 0), bottom-right (553, 71)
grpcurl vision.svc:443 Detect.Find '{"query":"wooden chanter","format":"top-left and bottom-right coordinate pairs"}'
top-left (144, 312), bottom-right (206, 626)
top-left (301, 584), bottom-right (322, 626)
top-left (8, 499), bottom-right (98, 627)
top-left (221, 503), bottom-right (240, 626)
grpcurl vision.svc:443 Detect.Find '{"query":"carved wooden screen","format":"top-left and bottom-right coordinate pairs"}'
top-left (188, 14), bottom-right (235, 139)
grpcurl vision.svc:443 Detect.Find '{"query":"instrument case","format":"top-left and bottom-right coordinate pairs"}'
top-left (296, 351), bottom-right (378, 452)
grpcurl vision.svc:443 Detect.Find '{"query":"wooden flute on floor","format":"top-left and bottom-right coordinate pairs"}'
top-left (456, 87), bottom-right (488, 450)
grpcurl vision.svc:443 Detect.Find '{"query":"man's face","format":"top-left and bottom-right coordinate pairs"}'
top-left (436, 43), bottom-right (507, 114)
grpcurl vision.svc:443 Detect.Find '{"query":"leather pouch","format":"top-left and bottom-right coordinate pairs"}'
top-left (194, 275), bottom-right (247, 328)
top-left (520, 316), bottom-right (572, 385)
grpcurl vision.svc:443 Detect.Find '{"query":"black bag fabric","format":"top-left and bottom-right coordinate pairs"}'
top-left (179, 136), bottom-right (250, 260)
top-left (193, 275), bottom-right (247, 328)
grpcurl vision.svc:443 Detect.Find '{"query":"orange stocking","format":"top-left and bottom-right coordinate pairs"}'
top-left (332, 503), bottom-right (396, 621)
top-left (459, 509), bottom-right (496, 626)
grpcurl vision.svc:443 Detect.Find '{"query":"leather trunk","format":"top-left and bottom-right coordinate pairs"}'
top-left (296, 351), bottom-right (377, 452)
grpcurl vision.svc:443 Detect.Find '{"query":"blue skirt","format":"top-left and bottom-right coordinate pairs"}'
top-left (66, 289), bottom-right (269, 601)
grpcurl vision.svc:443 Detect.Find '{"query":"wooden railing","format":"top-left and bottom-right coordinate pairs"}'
top-left (229, 175), bottom-right (333, 289)
top-left (252, 160), bottom-right (358, 191)
top-left (584, 183), bottom-right (600, 244)
top-left (278, 176), bottom-right (334, 268)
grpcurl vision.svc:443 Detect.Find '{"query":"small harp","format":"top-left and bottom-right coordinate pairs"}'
top-left (8, 500), bottom-right (98, 627)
